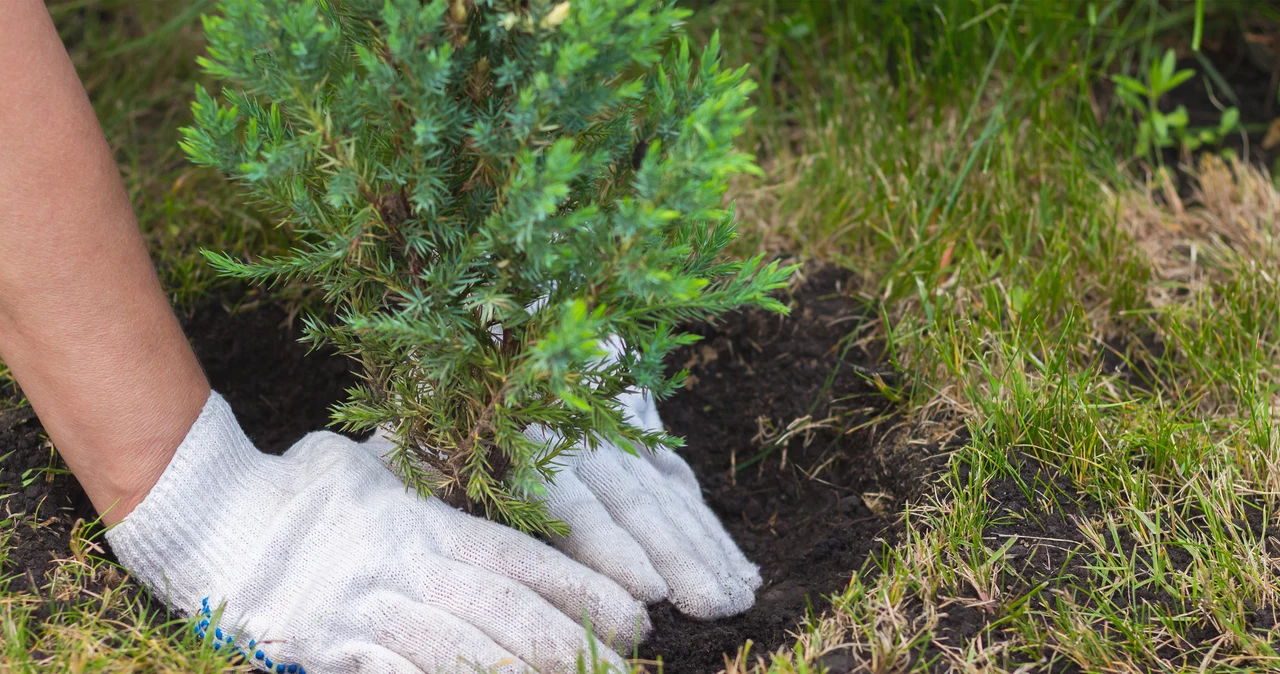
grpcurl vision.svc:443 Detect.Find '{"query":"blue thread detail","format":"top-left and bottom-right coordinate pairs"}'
top-left (193, 596), bottom-right (303, 674)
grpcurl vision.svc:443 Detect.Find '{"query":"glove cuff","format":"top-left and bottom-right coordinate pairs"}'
top-left (105, 390), bottom-right (278, 611)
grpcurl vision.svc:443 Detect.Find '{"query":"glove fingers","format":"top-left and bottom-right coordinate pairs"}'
top-left (616, 392), bottom-right (761, 593)
top-left (542, 465), bottom-right (670, 604)
top-left (639, 446), bottom-right (702, 503)
top-left (575, 452), bottom-right (755, 619)
top-left (612, 434), bottom-right (761, 593)
top-left (406, 551), bottom-right (631, 673)
top-left (617, 390), bottom-right (662, 433)
top-left (324, 642), bottom-right (424, 674)
top-left (380, 600), bottom-right (528, 674)
top-left (422, 500), bottom-right (651, 648)
top-left (631, 446), bottom-right (762, 590)
top-left (666, 483), bottom-right (763, 592)
top-left (621, 392), bottom-right (713, 505)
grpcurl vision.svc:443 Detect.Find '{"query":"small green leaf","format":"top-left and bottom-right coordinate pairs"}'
top-left (1159, 49), bottom-right (1177, 84)
top-left (1111, 74), bottom-right (1149, 97)
top-left (1164, 68), bottom-right (1195, 93)
top-left (1152, 112), bottom-right (1169, 140)
top-left (1219, 107), bottom-right (1240, 134)
top-left (1114, 86), bottom-right (1145, 111)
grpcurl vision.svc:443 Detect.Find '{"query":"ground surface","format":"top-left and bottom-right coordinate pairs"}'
top-left (0, 406), bottom-right (95, 595)
top-left (0, 297), bottom-right (359, 670)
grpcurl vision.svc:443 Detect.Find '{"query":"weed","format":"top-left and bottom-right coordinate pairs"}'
top-left (1112, 48), bottom-right (1240, 158)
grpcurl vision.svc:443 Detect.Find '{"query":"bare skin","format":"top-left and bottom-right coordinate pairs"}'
top-left (0, 0), bottom-right (209, 526)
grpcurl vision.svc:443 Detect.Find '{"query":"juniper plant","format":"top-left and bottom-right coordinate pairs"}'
top-left (181, 0), bottom-right (793, 534)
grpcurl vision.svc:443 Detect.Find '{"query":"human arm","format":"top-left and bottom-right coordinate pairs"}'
top-left (0, 0), bottom-right (209, 526)
top-left (0, 4), bottom-right (650, 671)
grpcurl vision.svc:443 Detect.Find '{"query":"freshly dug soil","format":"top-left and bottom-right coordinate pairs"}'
top-left (0, 405), bottom-right (97, 594)
top-left (179, 296), bottom-right (360, 455)
top-left (0, 267), bottom-right (946, 673)
top-left (639, 266), bottom-right (953, 673)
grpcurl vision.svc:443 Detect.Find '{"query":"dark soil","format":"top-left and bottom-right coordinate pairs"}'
top-left (639, 266), bottom-right (955, 673)
top-left (0, 405), bottom-right (96, 594)
top-left (178, 296), bottom-right (360, 455)
top-left (0, 268), bottom-right (954, 673)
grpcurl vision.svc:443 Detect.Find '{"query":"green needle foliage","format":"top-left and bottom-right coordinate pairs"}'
top-left (181, 0), bottom-right (793, 534)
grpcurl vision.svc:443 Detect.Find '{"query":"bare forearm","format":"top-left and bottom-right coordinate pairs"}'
top-left (0, 0), bottom-right (208, 524)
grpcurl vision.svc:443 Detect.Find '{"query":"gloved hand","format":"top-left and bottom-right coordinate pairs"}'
top-left (534, 389), bottom-right (762, 620)
top-left (366, 390), bottom-right (762, 621)
top-left (106, 392), bottom-right (649, 674)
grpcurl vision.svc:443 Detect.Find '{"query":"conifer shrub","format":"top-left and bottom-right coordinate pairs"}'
top-left (182, 0), bottom-right (794, 534)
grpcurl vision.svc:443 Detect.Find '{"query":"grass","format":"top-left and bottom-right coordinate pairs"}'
top-left (4, 0), bottom-right (1280, 671)
top-left (706, 0), bottom-right (1280, 671)
top-left (0, 515), bottom-right (249, 672)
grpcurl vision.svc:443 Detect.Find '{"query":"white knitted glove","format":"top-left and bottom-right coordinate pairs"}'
top-left (535, 389), bottom-right (762, 620)
top-left (106, 392), bottom-right (649, 674)
top-left (366, 390), bottom-right (761, 620)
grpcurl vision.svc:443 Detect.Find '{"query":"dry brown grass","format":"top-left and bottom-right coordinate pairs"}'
top-left (1117, 155), bottom-right (1280, 308)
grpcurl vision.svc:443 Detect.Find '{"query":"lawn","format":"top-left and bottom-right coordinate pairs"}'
top-left (4, 0), bottom-right (1280, 672)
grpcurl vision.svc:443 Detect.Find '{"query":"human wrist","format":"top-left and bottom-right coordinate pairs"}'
top-left (103, 437), bottom-right (187, 527)
top-left (105, 391), bottom-right (283, 599)
top-left (0, 302), bottom-right (211, 525)
top-left (75, 379), bottom-right (211, 526)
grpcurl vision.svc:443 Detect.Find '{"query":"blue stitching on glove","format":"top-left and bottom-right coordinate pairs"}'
top-left (196, 597), bottom-right (307, 674)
